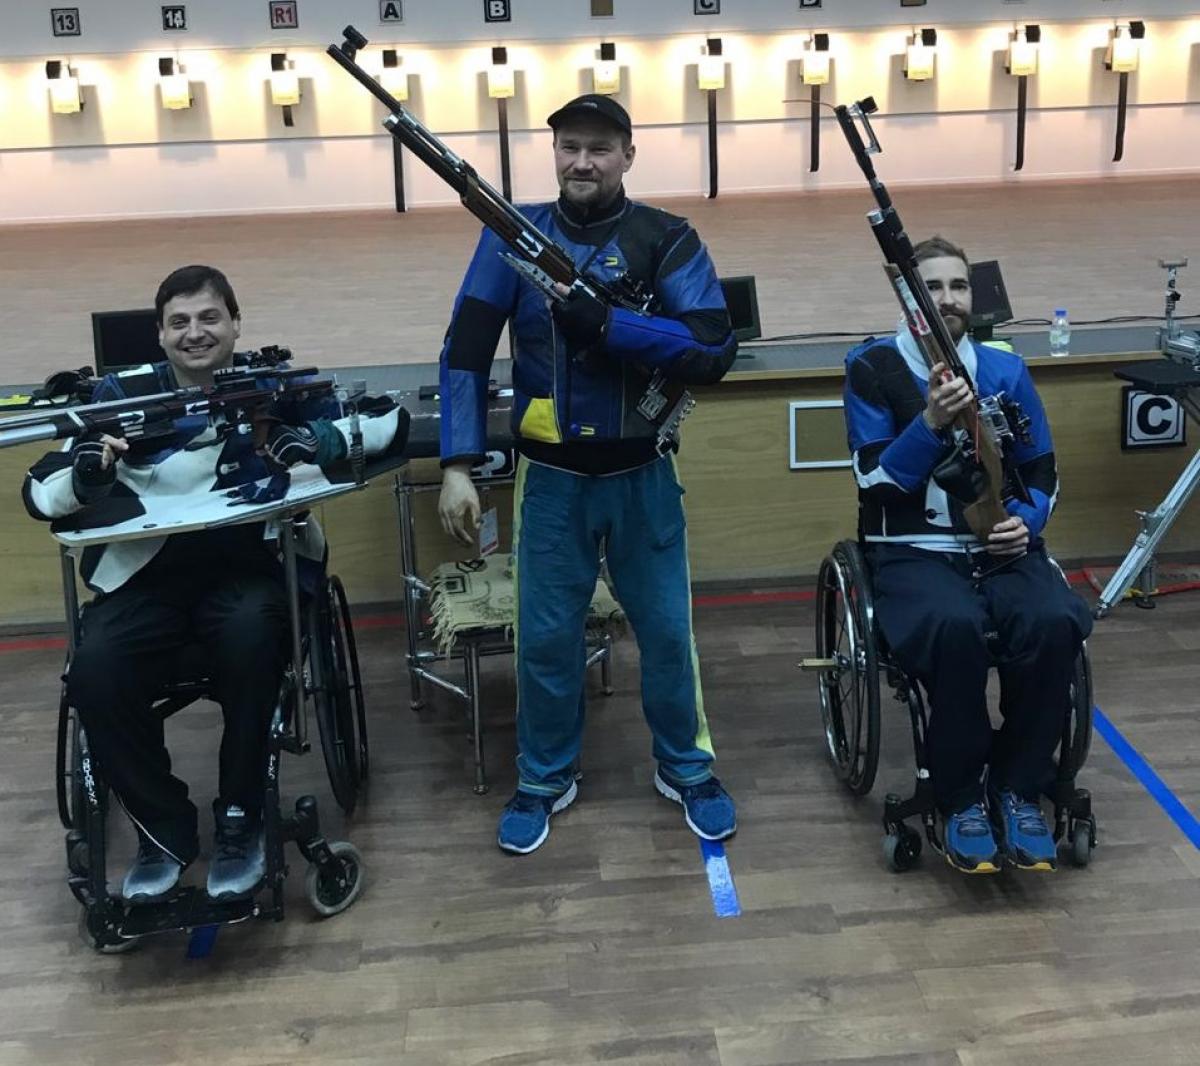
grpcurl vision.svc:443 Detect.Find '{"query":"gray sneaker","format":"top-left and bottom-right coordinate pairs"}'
top-left (206, 803), bottom-right (266, 900)
top-left (122, 837), bottom-right (186, 902)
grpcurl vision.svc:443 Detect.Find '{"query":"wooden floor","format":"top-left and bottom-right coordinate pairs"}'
top-left (3, 585), bottom-right (1200, 1064)
top-left (2, 174), bottom-right (1199, 384)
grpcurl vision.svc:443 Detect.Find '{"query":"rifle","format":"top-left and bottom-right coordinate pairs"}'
top-left (0, 346), bottom-right (337, 453)
top-left (834, 97), bottom-right (1031, 540)
top-left (325, 25), bottom-right (694, 452)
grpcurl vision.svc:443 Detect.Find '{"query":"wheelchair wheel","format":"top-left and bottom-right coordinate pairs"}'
top-left (814, 540), bottom-right (880, 796)
top-left (1065, 645), bottom-right (1093, 773)
top-left (883, 824), bottom-right (923, 872)
top-left (329, 575), bottom-right (369, 784)
top-left (58, 695), bottom-right (106, 831)
top-left (56, 688), bottom-right (80, 830)
top-left (305, 840), bottom-right (364, 918)
top-left (308, 578), bottom-right (363, 815)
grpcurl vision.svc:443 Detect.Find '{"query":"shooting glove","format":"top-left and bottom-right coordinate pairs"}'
top-left (551, 288), bottom-right (611, 354)
top-left (71, 437), bottom-right (117, 504)
top-left (262, 422), bottom-right (321, 469)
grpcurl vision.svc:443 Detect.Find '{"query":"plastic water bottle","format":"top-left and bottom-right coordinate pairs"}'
top-left (1049, 308), bottom-right (1071, 357)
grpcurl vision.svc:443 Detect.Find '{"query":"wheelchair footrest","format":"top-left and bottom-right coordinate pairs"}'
top-left (799, 657), bottom-right (837, 672)
top-left (116, 887), bottom-right (259, 939)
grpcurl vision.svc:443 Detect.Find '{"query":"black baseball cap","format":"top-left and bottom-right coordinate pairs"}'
top-left (546, 94), bottom-right (632, 138)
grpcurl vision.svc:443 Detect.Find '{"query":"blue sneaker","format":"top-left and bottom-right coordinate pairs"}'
top-left (497, 781), bottom-right (578, 855)
top-left (943, 802), bottom-right (1001, 874)
top-left (990, 789), bottom-right (1057, 871)
top-left (654, 772), bottom-right (736, 841)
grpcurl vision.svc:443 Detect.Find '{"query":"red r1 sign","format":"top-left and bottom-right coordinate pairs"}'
top-left (269, 1), bottom-right (298, 29)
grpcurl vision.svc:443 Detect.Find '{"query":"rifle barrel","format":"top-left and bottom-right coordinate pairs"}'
top-left (0, 423), bottom-right (60, 448)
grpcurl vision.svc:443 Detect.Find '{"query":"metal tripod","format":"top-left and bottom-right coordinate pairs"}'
top-left (1096, 259), bottom-right (1200, 617)
top-left (1095, 401), bottom-right (1200, 617)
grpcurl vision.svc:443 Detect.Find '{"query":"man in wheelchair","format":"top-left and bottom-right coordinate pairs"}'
top-left (843, 237), bottom-right (1093, 874)
top-left (22, 265), bottom-right (405, 904)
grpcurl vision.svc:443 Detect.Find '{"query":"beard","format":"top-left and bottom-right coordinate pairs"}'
top-left (941, 310), bottom-right (967, 342)
top-left (562, 176), bottom-right (600, 202)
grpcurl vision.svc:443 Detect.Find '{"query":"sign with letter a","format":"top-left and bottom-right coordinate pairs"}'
top-left (380, 0), bottom-right (402, 21)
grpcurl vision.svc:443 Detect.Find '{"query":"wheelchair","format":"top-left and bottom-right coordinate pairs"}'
top-left (54, 535), bottom-right (370, 953)
top-left (804, 539), bottom-right (1098, 873)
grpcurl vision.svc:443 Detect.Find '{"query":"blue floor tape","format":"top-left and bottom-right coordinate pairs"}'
top-left (186, 924), bottom-right (220, 959)
top-left (699, 838), bottom-right (741, 918)
top-left (1094, 705), bottom-right (1200, 850)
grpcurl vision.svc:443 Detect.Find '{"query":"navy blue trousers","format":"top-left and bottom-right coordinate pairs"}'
top-left (868, 543), bottom-right (1093, 813)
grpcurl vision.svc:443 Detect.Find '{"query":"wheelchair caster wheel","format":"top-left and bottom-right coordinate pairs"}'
top-left (77, 912), bottom-right (139, 955)
top-left (305, 841), bottom-right (364, 918)
top-left (1069, 820), bottom-right (1095, 868)
top-left (67, 839), bottom-right (90, 877)
top-left (883, 826), bottom-right (922, 872)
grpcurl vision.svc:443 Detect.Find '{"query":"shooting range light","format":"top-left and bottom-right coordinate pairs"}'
top-left (593, 41), bottom-right (619, 95)
top-left (269, 52), bottom-right (300, 106)
top-left (487, 46), bottom-right (514, 99)
top-left (801, 33), bottom-right (831, 86)
top-left (903, 28), bottom-right (937, 81)
top-left (158, 56), bottom-right (192, 110)
top-left (380, 49), bottom-right (408, 100)
top-left (1006, 25), bottom-right (1039, 77)
top-left (45, 59), bottom-right (82, 114)
top-left (698, 38), bottom-right (725, 92)
top-left (1107, 22), bottom-right (1143, 74)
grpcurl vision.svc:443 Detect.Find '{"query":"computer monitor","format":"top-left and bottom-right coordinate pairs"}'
top-left (91, 309), bottom-right (163, 375)
top-left (968, 260), bottom-right (1013, 342)
top-left (719, 275), bottom-right (762, 344)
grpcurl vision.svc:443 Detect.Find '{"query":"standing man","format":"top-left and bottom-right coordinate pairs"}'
top-left (843, 236), bottom-right (1093, 874)
top-left (438, 95), bottom-right (738, 854)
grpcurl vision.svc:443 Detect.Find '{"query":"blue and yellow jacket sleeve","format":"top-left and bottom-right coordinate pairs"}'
top-left (438, 227), bottom-right (519, 467)
top-left (605, 222), bottom-right (737, 385)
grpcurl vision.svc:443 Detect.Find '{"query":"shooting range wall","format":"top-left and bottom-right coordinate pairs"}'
top-left (1, 2), bottom-right (1199, 222)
